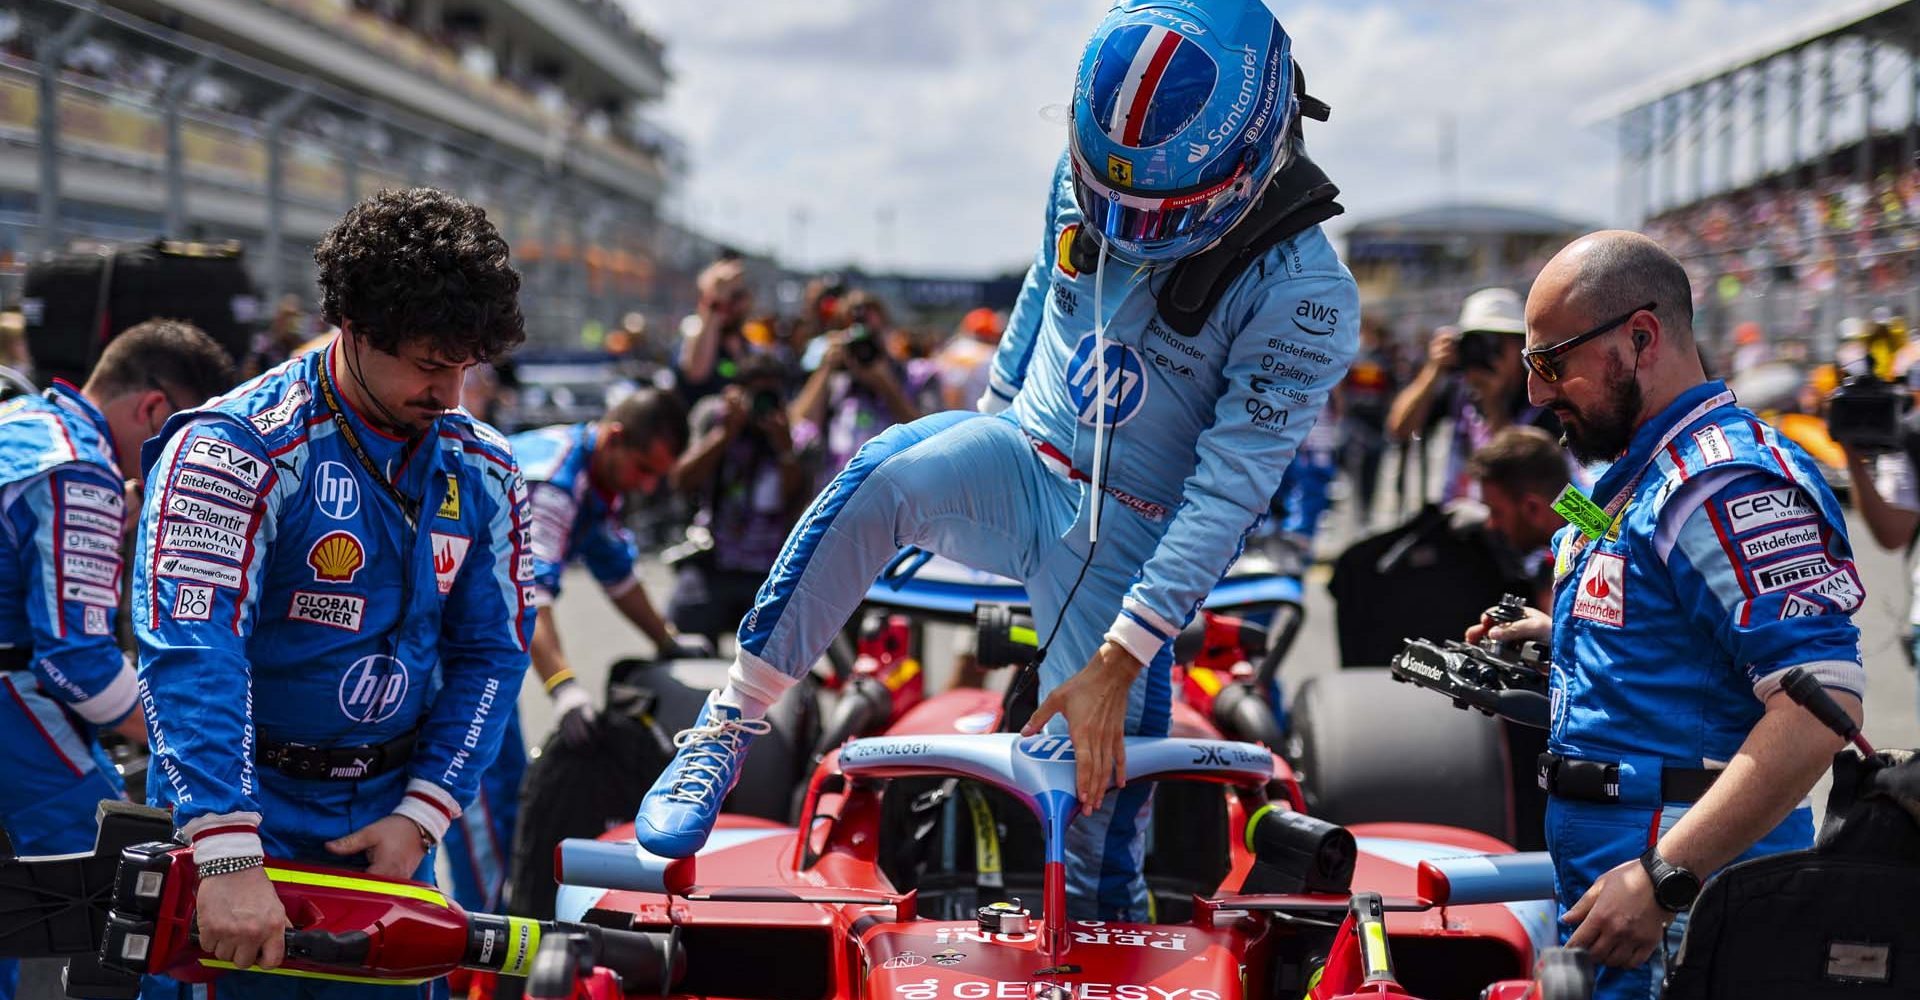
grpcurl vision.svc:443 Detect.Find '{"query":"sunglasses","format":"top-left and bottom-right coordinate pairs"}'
top-left (1522, 301), bottom-right (1657, 383)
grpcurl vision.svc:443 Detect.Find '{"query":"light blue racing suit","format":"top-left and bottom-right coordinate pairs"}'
top-left (1546, 380), bottom-right (1866, 1000)
top-left (443, 422), bottom-right (641, 913)
top-left (0, 386), bottom-right (134, 1000)
top-left (135, 348), bottom-right (535, 999)
top-left (728, 153), bottom-right (1359, 918)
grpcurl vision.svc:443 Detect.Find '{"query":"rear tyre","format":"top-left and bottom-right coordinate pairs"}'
top-left (1287, 668), bottom-right (1511, 842)
top-left (1535, 947), bottom-right (1596, 1000)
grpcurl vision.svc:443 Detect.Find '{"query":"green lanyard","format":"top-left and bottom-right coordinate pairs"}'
top-left (317, 357), bottom-right (421, 531)
top-left (1555, 389), bottom-right (1736, 553)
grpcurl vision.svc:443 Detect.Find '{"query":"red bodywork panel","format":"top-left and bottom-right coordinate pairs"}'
top-left (572, 690), bottom-right (1544, 999)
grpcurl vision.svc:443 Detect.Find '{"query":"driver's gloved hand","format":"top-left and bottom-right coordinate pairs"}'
top-left (664, 633), bottom-right (716, 660)
top-left (549, 676), bottom-right (600, 749)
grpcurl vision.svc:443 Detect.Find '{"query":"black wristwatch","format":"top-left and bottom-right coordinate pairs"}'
top-left (1639, 846), bottom-right (1702, 912)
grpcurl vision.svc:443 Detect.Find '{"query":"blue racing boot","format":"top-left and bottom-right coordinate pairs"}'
top-left (635, 693), bottom-right (771, 857)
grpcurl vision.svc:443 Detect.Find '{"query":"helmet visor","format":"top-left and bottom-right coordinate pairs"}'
top-left (1069, 149), bottom-right (1255, 258)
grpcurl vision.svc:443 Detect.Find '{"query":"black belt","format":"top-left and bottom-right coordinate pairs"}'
top-left (256, 731), bottom-right (417, 782)
top-left (1537, 752), bottom-right (1720, 805)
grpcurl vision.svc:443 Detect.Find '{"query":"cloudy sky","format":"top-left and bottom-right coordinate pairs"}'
top-left (633, 0), bottom-right (1850, 278)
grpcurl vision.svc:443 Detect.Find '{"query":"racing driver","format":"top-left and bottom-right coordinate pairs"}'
top-left (134, 187), bottom-right (536, 998)
top-left (637, 0), bottom-right (1360, 920)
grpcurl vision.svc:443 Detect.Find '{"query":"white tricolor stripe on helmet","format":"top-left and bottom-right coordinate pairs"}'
top-left (1108, 26), bottom-right (1174, 145)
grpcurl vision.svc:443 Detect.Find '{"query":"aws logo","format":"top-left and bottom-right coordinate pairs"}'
top-left (1292, 299), bottom-right (1339, 336)
top-left (1056, 224), bottom-right (1083, 278)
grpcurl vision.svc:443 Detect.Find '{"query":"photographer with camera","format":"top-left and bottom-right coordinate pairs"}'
top-left (1471, 231), bottom-right (1863, 1000)
top-left (677, 251), bottom-right (757, 403)
top-left (791, 291), bottom-right (930, 490)
top-left (1833, 353), bottom-right (1920, 703)
top-left (1387, 287), bottom-right (1566, 502)
top-left (668, 353), bottom-right (810, 641)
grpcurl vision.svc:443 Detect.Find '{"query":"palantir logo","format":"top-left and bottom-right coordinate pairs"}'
top-left (316, 461), bottom-right (360, 520)
top-left (1065, 333), bottom-right (1147, 427)
top-left (338, 654), bottom-right (408, 723)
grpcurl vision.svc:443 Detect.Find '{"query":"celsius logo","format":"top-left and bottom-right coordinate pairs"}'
top-left (338, 654), bottom-right (408, 723)
top-left (1065, 333), bottom-right (1147, 427)
top-left (1293, 300), bottom-right (1339, 336)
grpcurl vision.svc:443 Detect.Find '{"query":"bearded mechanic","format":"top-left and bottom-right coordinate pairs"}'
top-left (134, 188), bottom-right (535, 998)
top-left (1470, 231), bottom-right (1863, 1000)
top-left (636, 0), bottom-right (1360, 919)
top-left (0, 321), bottom-right (234, 1000)
top-left (441, 387), bottom-right (698, 914)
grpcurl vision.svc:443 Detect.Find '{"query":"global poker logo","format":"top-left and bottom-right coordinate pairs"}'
top-left (338, 654), bottom-right (408, 723)
top-left (1065, 333), bottom-right (1147, 427)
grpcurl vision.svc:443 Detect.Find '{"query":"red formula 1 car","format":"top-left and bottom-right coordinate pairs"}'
top-left (550, 697), bottom-right (1581, 999)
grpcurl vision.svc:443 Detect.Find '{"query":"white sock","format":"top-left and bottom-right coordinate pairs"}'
top-left (714, 650), bottom-right (798, 719)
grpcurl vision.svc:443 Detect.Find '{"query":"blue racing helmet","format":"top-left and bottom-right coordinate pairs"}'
top-left (1069, 0), bottom-right (1298, 264)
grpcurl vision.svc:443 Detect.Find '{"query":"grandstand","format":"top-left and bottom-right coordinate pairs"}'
top-left (0, 0), bottom-right (713, 347)
top-left (1600, 0), bottom-right (1920, 357)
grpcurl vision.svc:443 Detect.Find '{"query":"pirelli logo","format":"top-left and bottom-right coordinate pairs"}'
top-left (1753, 554), bottom-right (1832, 594)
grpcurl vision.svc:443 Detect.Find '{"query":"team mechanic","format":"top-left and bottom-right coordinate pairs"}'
top-left (441, 388), bottom-right (698, 914)
top-left (134, 188), bottom-right (535, 999)
top-left (636, 0), bottom-right (1360, 920)
top-left (1471, 231), bottom-right (1864, 1000)
top-left (0, 322), bottom-right (234, 1000)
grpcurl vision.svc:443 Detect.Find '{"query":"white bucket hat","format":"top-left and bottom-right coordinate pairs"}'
top-left (1457, 288), bottom-right (1527, 336)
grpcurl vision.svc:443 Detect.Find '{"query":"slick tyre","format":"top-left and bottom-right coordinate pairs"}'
top-left (1288, 668), bottom-right (1511, 842)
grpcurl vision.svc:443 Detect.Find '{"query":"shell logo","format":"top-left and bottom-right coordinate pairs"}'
top-left (1056, 223), bottom-right (1081, 278)
top-left (308, 531), bottom-right (365, 583)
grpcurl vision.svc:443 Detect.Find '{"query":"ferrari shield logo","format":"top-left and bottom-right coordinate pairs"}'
top-left (437, 474), bottom-right (461, 520)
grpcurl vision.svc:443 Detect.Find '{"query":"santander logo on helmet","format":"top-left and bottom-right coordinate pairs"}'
top-left (1068, 0), bottom-right (1299, 264)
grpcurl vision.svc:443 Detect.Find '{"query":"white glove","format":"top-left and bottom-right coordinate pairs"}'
top-left (976, 389), bottom-right (1012, 414)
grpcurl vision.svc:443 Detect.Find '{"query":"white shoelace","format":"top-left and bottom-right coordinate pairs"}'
top-left (663, 715), bottom-right (773, 804)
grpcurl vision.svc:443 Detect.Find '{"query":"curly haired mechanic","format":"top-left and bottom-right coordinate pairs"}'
top-left (1471, 231), bottom-right (1864, 1000)
top-left (134, 188), bottom-right (536, 999)
top-left (637, 0), bottom-right (1360, 920)
top-left (0, 321), bottom-right (233, 1000)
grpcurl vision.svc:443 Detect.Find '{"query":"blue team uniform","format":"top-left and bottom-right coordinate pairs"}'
top-left (0, 385), bottom-right (135, 1000)
top-left (1546, 380), bottom-right (1866, 1000)
top-left (134, 347), bottom-right (534, 999)
top-left (442, 422), bottom-right (640, 913)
